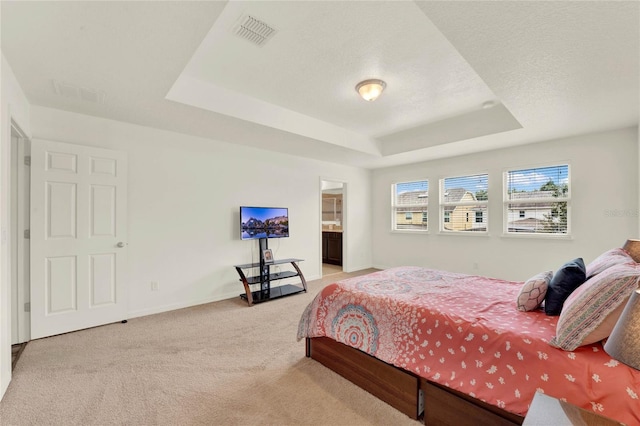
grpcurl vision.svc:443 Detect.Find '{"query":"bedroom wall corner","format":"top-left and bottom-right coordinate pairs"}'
top-left (0, 53), bottom-right (32, 400)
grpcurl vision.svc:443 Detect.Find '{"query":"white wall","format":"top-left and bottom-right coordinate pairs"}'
top-left (372, 127), bottom-right (639, 281)
top-left (0, 53), bottom-right (32, 399)
top-left (31, 106), bottom-right (372, 318)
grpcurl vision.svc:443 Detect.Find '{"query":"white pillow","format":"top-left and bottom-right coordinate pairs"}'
top-left (585, 248), bottom-right (634, 278)
top-left (516, 271), bottom-right (552, 312)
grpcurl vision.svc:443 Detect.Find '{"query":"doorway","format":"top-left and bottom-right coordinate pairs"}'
top-left (10, 122), bottom-right (30, 345)
top-left (321, 180), bottom-right (344, 276)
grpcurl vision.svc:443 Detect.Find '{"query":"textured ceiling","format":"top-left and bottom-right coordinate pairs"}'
top-left (1, 1), bottom-right (638, 169)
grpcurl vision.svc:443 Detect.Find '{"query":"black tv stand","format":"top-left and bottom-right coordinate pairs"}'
top-left (234, 258), bottom-right (307, 306)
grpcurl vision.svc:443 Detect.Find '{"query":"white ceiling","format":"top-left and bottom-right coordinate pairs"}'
top-left (2, 1), bottom-right (638, 169)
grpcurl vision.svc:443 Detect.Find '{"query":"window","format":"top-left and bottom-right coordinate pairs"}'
top-left (504, 164), bottom-right (570, 235)
top-left (392, 180), bottom-right (428, 231)
top-left (440, 174), bottom-right (488, 233)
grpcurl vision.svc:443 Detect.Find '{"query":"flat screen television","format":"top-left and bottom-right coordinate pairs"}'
top-left (240, 206), bottom-right (289, 240)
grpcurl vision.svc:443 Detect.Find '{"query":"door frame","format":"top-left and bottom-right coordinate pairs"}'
top-left (319, 178), bottom-right (346, 276)
top-left (10, 122), bottom-right (30, 344)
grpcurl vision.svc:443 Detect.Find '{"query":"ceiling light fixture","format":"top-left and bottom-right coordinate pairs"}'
top-left (355, 79), bottom-right (386, 102)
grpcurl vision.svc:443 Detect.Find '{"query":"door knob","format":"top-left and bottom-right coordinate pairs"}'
top-left (116, 242), bottom-right (126, 248)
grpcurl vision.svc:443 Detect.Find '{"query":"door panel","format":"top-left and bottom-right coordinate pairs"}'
top-left (47, 182), bottom-right (77, 238)
top-left (31, 139), bottom-right (127, 339)
top-left (90, 254), bottom-right (115, 306)
top-left (90, 185), bottom-right (115, 236)
top-left (46, 256), bottom-right (77, 313)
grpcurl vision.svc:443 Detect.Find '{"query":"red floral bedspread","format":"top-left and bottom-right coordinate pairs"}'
top-left (297, 267), bottom-right (640, 424)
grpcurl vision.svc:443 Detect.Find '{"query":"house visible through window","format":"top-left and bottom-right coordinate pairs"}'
top-left (392, 180), bottom-right (428, 231)
top-left (440, 173), bottom-right (488, 233)
top-left (504, 164), bottom-right (570, 235)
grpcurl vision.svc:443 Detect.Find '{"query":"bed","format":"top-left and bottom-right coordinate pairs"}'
top-left (297, 251), bottom-right (640, 425)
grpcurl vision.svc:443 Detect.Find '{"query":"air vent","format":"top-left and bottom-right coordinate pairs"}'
top-left (232, 14), bottom-right (277, 47)
top-left (79, 87), bottom-right (106, 104)
top-left (52, 80), bottom-right (79, 98)
top-left (52, 80), bottom-right (106, 104)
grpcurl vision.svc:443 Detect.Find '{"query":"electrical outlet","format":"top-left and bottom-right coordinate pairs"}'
top-left (472, 262), bottom-right (479, 270)
top-left (151, 281), bottom-right (159, 291)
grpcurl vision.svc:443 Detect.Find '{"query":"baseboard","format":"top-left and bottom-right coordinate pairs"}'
top-left (305, 274), bottom-right (321, 282)
top-left (372, 263), bottom-right (392, 270)
top-left (343, 264), bottom-right (376, 273)
top-left (127, 293), bottom-right (237, 319)
top-left (127, 275), bottom-right (321, 320)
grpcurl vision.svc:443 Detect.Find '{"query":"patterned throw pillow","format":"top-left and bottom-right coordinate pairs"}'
top-left (585, 248), bottom-right (634, 278)
top-left (549, 262), bottom-right (640, 351)
top-left (516, 271), bottom-right (552, 312)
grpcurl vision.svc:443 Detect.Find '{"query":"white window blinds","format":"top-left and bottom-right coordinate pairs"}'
top-left (392, 180), bottom-right (428, 231)
top-left (440, 174), bottom-right (488, 233)
top-left (504, 164), bottom-right (570, 235)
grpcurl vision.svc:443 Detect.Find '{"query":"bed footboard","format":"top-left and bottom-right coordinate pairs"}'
top-left (422, 380), bottom-right (523, 426)
top-left (305, 337), bottom-right (524, 425)
top-left (306, 337), bottom-right (423, 420)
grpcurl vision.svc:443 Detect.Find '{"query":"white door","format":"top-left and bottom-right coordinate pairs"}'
top-left (30, 139), bottom-right (127, 339)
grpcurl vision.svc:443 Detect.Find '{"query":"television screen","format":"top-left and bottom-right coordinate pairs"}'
top-left (240, 206), bottom-right (289, 240)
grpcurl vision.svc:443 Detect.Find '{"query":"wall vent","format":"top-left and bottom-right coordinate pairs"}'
top-left (52, 80), bottom-right (79, 98)
top-left (232, 14), bottom-right (277, 47)
top-left (52, 80), bottom-right (106, 104)
top-left (79, 87), bottom-right (106, 104)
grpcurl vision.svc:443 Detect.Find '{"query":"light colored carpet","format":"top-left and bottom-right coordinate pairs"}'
top-left (0, 269), bottom-right (420, 426)
top-left (322, 263), bottom-right (342, 276)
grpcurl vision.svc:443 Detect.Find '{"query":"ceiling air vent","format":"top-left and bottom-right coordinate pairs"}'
top-left (79, 87), bottom-right (106, 104)
top-left (52, 80), bottom-right (79, 98)
top-left (232, 14), bottom-right (277, 47)
top-left (52, 80), bottom-right (105, 104)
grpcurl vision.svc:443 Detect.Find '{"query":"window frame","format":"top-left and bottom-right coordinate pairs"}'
top-left (439, 173), bottom-right (489, 234)
top-left (503, 163), bottom-right (571, 237)
top-left (391, 179), bottom-right (429, 233)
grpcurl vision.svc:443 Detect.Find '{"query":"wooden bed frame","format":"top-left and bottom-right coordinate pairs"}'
top-left (305, 242), bottom-right (640, 424)
top-left (306, 336), bottom-right (524, 426)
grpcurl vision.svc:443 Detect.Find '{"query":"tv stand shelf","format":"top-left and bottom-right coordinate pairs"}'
top-left (234, 258), bottom-right (307, 306)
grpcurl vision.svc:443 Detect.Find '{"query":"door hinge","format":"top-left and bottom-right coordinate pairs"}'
top-left (24, 229), bottom-right (30, 239)
top-left (24, 302), bottom-right (30, 312)
top-left (24, 156), bottom-right (31, 166)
